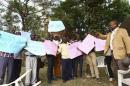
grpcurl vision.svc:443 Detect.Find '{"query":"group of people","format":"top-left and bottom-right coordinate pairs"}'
top-left (0, 33), bottom-right (42, 86)
top-left (0, 19), bottom-right (130, 86)
top-left (98, 19), bottom-right (130, 83)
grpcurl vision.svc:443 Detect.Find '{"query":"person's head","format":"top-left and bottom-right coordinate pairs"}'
top-left (75, 34), bottom-right (80, 41)
top-left (53, 36), bottom-right (60, 41)
top-left (62, 36), bottom-right (68, 43)
top-left (15, 32), bottom-right (21, 35)
top-left (31, 34), bottom-right (38, 41)
top-left (109, 19), bottom-right (119, 30)
top-left (84, 33), bottom-right (88, 36)
top-left (35, 35), bottom-right (38, 41)
top-left (46, 34), bottom-right (53, 41)
top-left (11, 29), bottom-right (16, 34)
top-left (31, 34), bottom-right (35, 40)
top-left (69, 34), bottom-right (76, 42)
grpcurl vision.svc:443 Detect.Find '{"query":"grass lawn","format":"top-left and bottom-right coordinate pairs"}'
top-left (22, 66), bottom-right (117, 86)
top-left (21, 53), bottom-right (117, 86)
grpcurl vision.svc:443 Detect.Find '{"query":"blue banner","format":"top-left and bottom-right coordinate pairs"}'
top-left (20, 31), bottom-right (31, 40)
top-left (0, 31), bottom-right (27, 54)
top-left (24, 40), bottom-right (46, 56)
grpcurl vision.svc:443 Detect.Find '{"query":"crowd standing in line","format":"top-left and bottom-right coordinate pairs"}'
top-left (0, 19), bottom-right (130, 86)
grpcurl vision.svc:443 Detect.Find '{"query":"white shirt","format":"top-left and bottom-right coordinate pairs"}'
top-left (53, 39), bottom-right (62, 45)
top-left (53, 40), bottom-right (59, 45)
top-left (110, 27), bottom-right (119, 50)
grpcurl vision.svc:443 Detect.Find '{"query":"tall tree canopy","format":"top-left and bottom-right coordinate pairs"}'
top-left (1, 0), bottom-right (130, 37)
top-left (52, 0), bottom-right (130, 36)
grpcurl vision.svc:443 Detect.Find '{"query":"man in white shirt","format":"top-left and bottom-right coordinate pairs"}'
top-left (104, 19), bottom-right (130, 70)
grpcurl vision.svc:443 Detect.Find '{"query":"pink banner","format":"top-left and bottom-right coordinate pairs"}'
top-left (95, 38), bottom-right (106, 51)
top-left (43, 40), bottom-right (58, 56)
top-left (78, 34), bottom-right (95, 54)
top-left (69, 41), bottom-right (82, 59)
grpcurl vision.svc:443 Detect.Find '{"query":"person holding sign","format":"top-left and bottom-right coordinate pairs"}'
top-left (106, 20), bottom-right (130, 70)
top-left (43, 35), bottom-right (58, 84)
top-left (86, 49), bottom-right (100, 80)
top-left (97, 32), bottom-right (114, 81)
top-left (58, 36), bottom-right (73, 82)
top-left (25, 34), bottom-right (39, 86)
top-left (70, 35), bottom-right (83, 78)
top-left (11, 31), bottom-right (23, 82)
top-left (0, 30), bottom-right (27, 85)
top-left (104, 20), bottom-right (130, 82)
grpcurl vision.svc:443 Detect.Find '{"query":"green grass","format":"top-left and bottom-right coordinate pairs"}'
top-left (21, 66), bottom-right (116, 86)
top-left (21, 54), bottom-right (117, 86)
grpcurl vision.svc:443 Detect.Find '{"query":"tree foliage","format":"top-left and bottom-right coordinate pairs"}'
top-left (52, 0), bottom-right (130, 36)
top-left (1, 0), bottom-right (48, 39)
top-left (3, 0), bottom-right (42, 32)
top-left (1, 0), bottom-right (130, 38)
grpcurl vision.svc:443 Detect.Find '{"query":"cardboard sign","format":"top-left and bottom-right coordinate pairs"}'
top-left (48, 21), bottom-right (65, 32)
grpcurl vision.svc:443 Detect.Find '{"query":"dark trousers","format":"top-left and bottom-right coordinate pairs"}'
top-left (62, 59), bottom-right (73, 81)
top-left (112, 57), bottom-right (130, 81)
top-left (47, 55), bottom-right (55, 83)
top-left (12, 59), bottom-right (22, 81)
top-left (37, 58), bottom-right (42, 81)
top-left (116, 57), bottom-right (130, 70)
top-left (73, 55), bottom-right (83, 77)
top-left (0, 57), bottom-right (14, 84)
top-left (105, 56), bottom-right (114, 78)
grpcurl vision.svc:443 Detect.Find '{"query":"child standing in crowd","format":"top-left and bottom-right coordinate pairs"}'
top-left (25, 34), bottom-right (39, 86)
top-left (44, 35), bottom-right (58, 84)
top-left (86, 49), bottom-right (100, 80)
top-left (72, 35), bottom-right (83, 78)
top-left (12, 32), bottom-right (23, 82)
top-left (58, 37), bottom-right (73, 82)
top-left (0, 30), bottom-right (23, 85)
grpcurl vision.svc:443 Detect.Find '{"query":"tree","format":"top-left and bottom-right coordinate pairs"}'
top-left (52, 0), bottom-right (130, 36)
top-left (0, 1), bottom-right (10, 31)
top-left (3, 0), bottom-right (42, 31)
top-left (109, 0), bottom-right (130, 22)
top-left (1, 0), bottom-right (47, 39)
